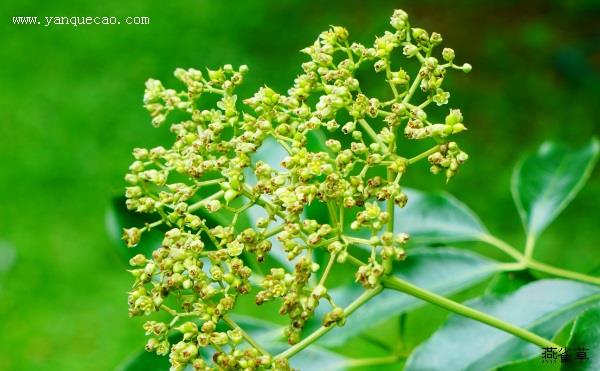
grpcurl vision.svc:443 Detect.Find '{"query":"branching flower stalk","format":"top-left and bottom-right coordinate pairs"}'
top-left (120, 9), bottom-right (570, 371)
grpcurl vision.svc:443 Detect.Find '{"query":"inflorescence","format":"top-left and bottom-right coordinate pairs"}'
top-left (124, 9), bottom-right (471, 370)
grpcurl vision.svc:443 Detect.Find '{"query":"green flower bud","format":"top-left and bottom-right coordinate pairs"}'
top-left (129, 254), bottom-right (147, 266)
top-left (430, 32), bottom-right (443, 45)
top-left (210, 332), bottom-right (229, 346)
top-left (452, 123), bottom-right (467, 134)
top-left (445, 109), bottom-right (463, 126)
top-left (325, 139), bottom-right (342, 153)
top-left (342, 121), bottom-right (356, 134)
top-left (156, 340), bottom-right (170, 356)
top-left (323, 307), bottom-right (345, 327)
top-left (145, 337), bottom-right (159, 352)
top-left (374, 59), bottom-right (387, 73)
top-left (226, 241), bottom-right (244, 256)
top-left (201, 320), bottom-right (216, 333)
top-left (205, 199), bottom-right (221, 212)
top-left (207, 68), bottom-right (225, 82)
top-left (442, 47), bottom-right (455, 62)
top-left (123, 227), bottom-right (143, 247)
top-left (337, 250), bottom-right (348, 263)
top-left (227, 328), bottom-right (244, 345)
top-left (390, 9), bottom-right (409, 30)
top-left (224, 189), bottom-right (239, 203)
top-left (208, 265), bottom-right (223, 281)
top-left (457, 151), bottom-right (469, 162)
top-left (177, 321), bottom-right (198, 335)
top-left (411, 28), bottom-right (429, 44)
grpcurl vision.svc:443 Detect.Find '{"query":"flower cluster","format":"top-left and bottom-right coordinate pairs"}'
top-left (123, 9), bottom-right (470, 370)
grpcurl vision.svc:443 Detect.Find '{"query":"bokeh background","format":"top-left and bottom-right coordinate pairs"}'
top-left (1, 0), bottom-right (599, 369)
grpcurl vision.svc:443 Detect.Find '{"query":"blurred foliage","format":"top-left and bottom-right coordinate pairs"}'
top-left (0, 0), bottom-right (598, 369)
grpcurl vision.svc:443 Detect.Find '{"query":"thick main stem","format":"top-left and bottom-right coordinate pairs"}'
top-left (273, 286), bottom-right (382, 361)
top-left (381, 275), bottom-right (560, 349)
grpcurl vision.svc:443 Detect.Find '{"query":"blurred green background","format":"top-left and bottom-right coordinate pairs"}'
top-left (1, 0), bottom-right (599, 369)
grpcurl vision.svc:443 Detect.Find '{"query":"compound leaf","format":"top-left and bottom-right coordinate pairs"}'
top-left (406, 279), bottom-right (600, 371)
top-left (561, 304), bottom-right (600, 371)
top-left (394, 189), bottom-right (488, 244)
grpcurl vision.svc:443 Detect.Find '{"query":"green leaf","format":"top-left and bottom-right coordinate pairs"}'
top-left (406, 279), bottom-right (600, 371)
top-left (484, 271), bottom-right (536, 297)
top-left (0, 241), bottom-right (16, 289)
top-left (315, 247), bottom-right (502, 346)
top-left (394, 189), bottom-right (488, 244)
top-left (115, 349), bottom-right (169, 371)
top-left (105, 197), bottom-right (164, 264)
top-left (562, 304), bottom-right (600, 371)
top-left (285, 346), bottom-right (350, 370)
top-left (512, 138), bottom-right (600, 240)
top-left (0, 242), bottom-right (16, 272)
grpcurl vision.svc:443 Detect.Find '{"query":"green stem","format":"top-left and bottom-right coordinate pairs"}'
top-left (418, 98), bottom-right (432, 110)
top-left (203, 86), bottom-right (225, 95)
top-left (160, 304), bottom-right (177, 316)
top-left (385, 62), bottom-right (400, 98)
top-left (498, 262), bottom-right (528, 271)
top-left (384, 168), bottom-right (395, 274)
top-left (343, 41), bottom-right (355, 63)
top-left (274, 286), bottom-right (383, 361)
top-left (188, 190), bottom-right (225, 212)
top-left (342, 235), bottom-right (372, 246)
top-left (524, 234), bottom-right (536, 259)
top-left (144, 219), bottom-right (163, 231)
top-left (347, 354), bottom-right (402, 367)
top-left (263, 224), bottom-right (285, 239)
top-left (241, 185), bottom-right (288, 222)
top-left (381, 275), bottom-right (560, 349)
top-left (326, 200), bottom-right (339, 226)
top-left (407, 145), bottom-right (439, 164)
top-left (358, 119), bottom-right (388, 153)
top-left (402, 74), bottom-right (423, 104)
top-left (319, 253), bottom-right (337, 287)
top-left (342, 254), bottom-right (560, 349)
top-left (481, 234), bottom-right (600, 285)
top-left (312, 237), bottom-right (339, 249)
top-left (528, 260), bottom-right (600, 285)
top-left (478, 234), bottom-right (525, 262)
top-left (195, 178), bottom-right (225, 187)
top-left (222, 315), bottom-right (270, 356)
